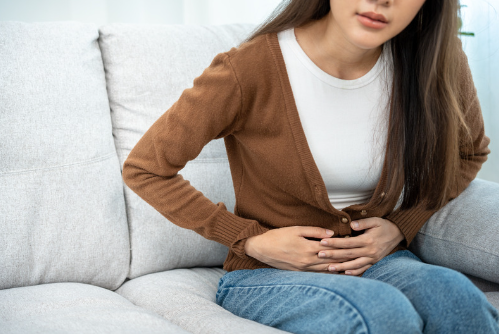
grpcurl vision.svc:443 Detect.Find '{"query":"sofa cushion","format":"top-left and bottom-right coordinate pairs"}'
top-left (409, 178), bottom-right (499, 284)
top-left (0, 22), bottom-right (129, 290)
top-left (466, 274), bottom-right (499, 293)
top-left (485, 292), bottom-right (499, 311)
top-left (465, 274), bottom-right (499, 310)
top-left (116, 267), bottom-right (289, 334)
top-left (0, 282), bottom-right (188, 334)
top-left (98, 23), bottom-right (255, 278)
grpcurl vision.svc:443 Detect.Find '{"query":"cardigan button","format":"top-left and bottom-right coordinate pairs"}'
top-left (361, 210), bottom-right (367, 216)
top-left (380, 192), bottom-right (386, 198)
top-left (341, 217), bottom-right (349, 224)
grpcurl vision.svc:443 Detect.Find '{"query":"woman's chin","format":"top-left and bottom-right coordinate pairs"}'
top-left (348, 34), bottom-right (390, 51)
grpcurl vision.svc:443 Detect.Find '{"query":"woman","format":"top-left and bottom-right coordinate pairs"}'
top-left (122, 0), bottom-right (499, 333)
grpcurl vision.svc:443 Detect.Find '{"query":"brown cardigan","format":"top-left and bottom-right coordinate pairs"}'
top-left (122, 32), bottom-right (490, 272)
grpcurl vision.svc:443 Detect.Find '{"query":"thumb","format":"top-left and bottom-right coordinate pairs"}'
top-left (297, 226), bottom-right (334, 239)
top-left (351, 218), bottom-right (380, 231)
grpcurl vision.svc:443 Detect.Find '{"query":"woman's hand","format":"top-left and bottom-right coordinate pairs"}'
top-left (318, 217), bottom-right (405, 276)
top-left (244, 226), bottom-right (352, 272)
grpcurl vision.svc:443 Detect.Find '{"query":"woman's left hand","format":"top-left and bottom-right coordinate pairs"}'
top-left (318, 217), bottom-right (405, 276)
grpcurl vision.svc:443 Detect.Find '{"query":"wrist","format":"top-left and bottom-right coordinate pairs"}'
top-left (395, 227), bottom-right (405, 244)
top-left (383, 218), bottom-right (405, 241)
top-left (244, 235), bottom-right (259, 258)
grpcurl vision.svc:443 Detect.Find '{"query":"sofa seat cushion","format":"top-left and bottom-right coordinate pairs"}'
top-left (0, 21), bottom-right (129, 290)
top-left (485, 292), bottom-right (499, 310)
top-left (464, 275), bottom-right (499, 310)
top-left (466, 274), bottom-right (499, 293)
top-left (0, 282), bottom-right (189, 334)
top-left (115, 267), bottom-right (289, 334)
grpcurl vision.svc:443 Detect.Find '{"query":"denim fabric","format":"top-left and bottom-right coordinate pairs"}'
top-left (216, 250), bottom-right (499, 334)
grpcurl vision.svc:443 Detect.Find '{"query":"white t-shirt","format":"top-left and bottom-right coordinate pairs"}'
top-left (277, 27), bottom-right (393, 210)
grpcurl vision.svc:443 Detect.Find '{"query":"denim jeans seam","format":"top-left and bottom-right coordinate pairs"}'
top-left (415, 232), bottom-right (499, 257)
top-left (218, 284), bottom-right (371, 333)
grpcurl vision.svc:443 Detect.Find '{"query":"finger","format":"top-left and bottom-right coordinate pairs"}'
top-left (308, 255), bottom-right (351, 266)
top-left (282, 260), bottom-right (331, 273)
top-left (320, 235), bottom-right (367, 249)
top-left (317, 248), bottom-right (367, 261)
top-left (327, 257), bottom-right (372, 273)
top-left (302, 262), bottom-right (341, 274)
top-left (296, 226), bottom-right (334, 239)
top-left (344, 264), bottom-right (372, 276)
top-left (350, 218), bottom-right (380, 232)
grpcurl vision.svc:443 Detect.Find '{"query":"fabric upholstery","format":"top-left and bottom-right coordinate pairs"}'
top-left (467, 274), bottom-right (499, 293)
top-left (466, 275), bottom-right (499, 309)
top-left (409, 178), bottom-right (499, 284)
top-left (116, 267), bottom-right (290, 334)
top-left (98, 23), bottom-right (255, 278)
top-left (485, 292), bottom-right (499, 310)
top-left (0, 22), bottom-right (129, 290)
top-left (0, 282), bottom-right (189, 334)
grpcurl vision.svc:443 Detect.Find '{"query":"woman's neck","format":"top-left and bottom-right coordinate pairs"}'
top-left (294, 14), bottom-right (383, 80)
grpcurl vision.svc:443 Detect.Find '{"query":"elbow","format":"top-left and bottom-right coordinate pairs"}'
top-left (121, 157), bottom-right (170, 192)
top-left (122, 159), bottom-right (141, 191)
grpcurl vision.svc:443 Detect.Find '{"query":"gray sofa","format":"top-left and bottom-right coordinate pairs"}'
top-left (0, 21), bottom-right (498, 333)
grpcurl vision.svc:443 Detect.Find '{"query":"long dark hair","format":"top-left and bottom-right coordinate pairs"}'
top-left (241, 0), bottom-right (472, 211)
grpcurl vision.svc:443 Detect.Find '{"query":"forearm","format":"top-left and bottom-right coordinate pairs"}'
top-left (123, 142), bottom-right (270, 258)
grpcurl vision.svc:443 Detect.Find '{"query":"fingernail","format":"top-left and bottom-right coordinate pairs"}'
top-left (326, 229), bottom-right (334, 236)
top-left (318, 252), bottom-right (325, 258)
top-left (345, 271), bottom-right (352, 275)
top-left (320, 240), bottom-right (328, 246)
top-left (329, 266), bottom-right (336, 271)
top-left (351, 222), bottom-right (359, 229)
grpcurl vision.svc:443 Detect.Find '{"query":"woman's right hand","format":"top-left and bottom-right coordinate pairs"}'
top-left (244, 226), bottom-right (349, 272)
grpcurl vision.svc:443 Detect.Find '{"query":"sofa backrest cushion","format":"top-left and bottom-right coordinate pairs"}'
top-left (99, 23), bottom-right (255, 278)
top-left (0, 22), bottom-right (130, 290)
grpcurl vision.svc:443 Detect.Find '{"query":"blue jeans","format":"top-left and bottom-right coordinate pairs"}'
top-left (216, 250), bottom-right (499, 334)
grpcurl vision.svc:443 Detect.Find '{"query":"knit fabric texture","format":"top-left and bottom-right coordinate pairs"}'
top-left (122, 32), bottom-right (490, 272)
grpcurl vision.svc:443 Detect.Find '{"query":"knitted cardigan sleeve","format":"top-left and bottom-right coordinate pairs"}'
top-left (122, 52), bottom-right (269, 260)
top-left (385, 44), bottom-right (491, 247)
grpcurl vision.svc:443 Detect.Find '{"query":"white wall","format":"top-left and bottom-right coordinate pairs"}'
top-left (460, 0), bottom-right (499, 182)
top-left (0, 0), bottom-right (497, 182)
top-left (0, 0), bottom-right (282, 25)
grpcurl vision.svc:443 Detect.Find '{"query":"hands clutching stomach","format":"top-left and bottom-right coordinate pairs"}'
top-left (244, 218), bottom-right (405, 276)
